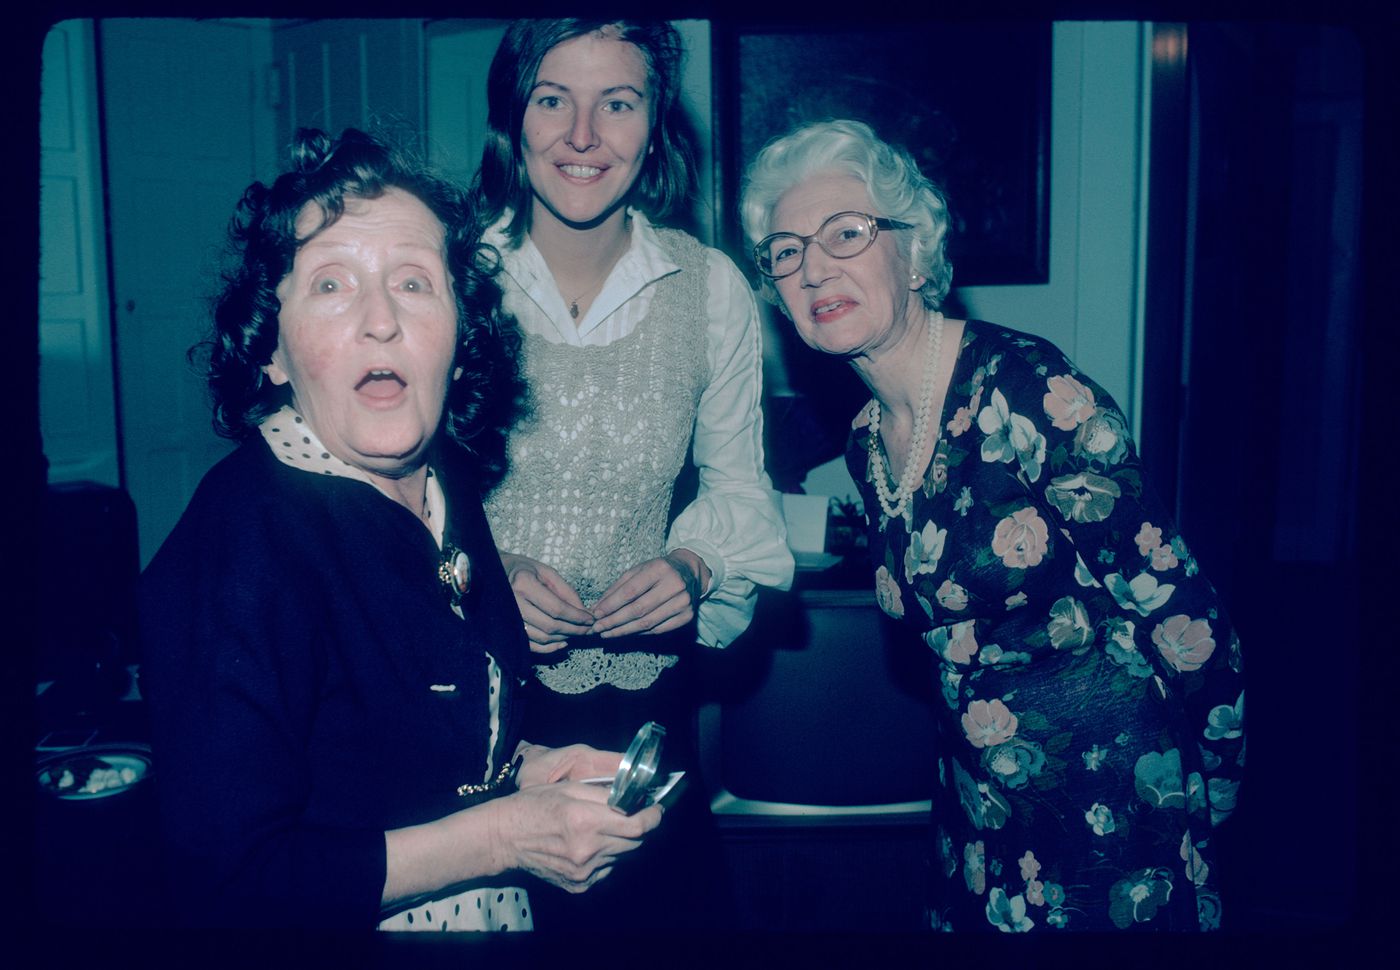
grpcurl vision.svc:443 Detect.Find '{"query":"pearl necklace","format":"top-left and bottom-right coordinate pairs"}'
top-left (866, 311), bottom-right (945, 520)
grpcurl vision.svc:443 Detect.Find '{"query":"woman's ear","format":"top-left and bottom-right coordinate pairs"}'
top-left (909, 272), bottom-right (926, 291)
top-left (263, 349), bottom-right (290, 387)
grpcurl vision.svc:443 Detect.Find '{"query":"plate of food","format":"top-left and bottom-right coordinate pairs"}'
top-left (36, 744), bottom-right (152, 801)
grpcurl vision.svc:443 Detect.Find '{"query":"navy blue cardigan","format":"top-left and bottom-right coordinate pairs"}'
top-left (139, 439), bottom-right (528, 928)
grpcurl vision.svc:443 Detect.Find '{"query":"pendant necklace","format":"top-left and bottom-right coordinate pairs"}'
top-left (564, 214), bottom-right (631, 320)
top-left (866, 311), bottom-right (945, 520)
top-left (567, 276), bottom-right (607, 320)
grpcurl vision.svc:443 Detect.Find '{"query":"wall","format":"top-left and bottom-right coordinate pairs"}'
top-left (960, 22), bottom-right (1147, 429)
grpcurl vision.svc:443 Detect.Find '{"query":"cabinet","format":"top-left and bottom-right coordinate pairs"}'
top-left (696, 580), bottom-right (940, 930)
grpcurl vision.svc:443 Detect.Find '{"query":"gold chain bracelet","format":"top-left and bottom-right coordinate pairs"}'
top-left (456, 753), bottom-right (523, 797)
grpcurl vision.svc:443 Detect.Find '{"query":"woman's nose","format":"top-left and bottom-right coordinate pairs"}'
top-left (565, 109), bottom-right (598, 152)
top-left (800, 243), bottom-right (837, 287)
top-left (359, 284), bottom-right (402, 341)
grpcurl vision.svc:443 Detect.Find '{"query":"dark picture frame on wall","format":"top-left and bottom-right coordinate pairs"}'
top-left (715, 21), bottom-right (1052, 288)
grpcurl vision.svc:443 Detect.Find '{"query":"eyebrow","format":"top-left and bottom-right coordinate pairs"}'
top-left (530, 80), bottom-right (647, 99)
top-left (296, 238), bottom-right (444, 260)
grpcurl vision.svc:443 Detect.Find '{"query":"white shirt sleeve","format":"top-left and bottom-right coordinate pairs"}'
top-left (666, 249), bottom-right (795, 648)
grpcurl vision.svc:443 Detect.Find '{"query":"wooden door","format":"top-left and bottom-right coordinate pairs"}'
top-left (39, 20), bottom-right (117, 487)
top-left (424, 19), bottom-right (507, 183)
top-left (271, 18), bottom-right (424, 150)
top-left (100, 19), bottom-right (275, 565)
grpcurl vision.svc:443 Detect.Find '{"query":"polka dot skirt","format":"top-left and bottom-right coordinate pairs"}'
top-left (378, 887), bottom-right (533, 933)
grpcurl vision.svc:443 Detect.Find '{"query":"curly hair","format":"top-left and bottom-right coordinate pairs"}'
top-left (196, 127), bottom-right (525, 488)
top-left (740, 118), bottom-right (954, 312)
top-left (474, 19), bottom-right (694, 244)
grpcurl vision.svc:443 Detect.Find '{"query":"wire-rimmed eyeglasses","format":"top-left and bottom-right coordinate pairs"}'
top-left (753, 211), bottom-right (914, 280)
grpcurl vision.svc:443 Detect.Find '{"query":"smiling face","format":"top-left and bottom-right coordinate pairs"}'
top-left (266, 187), bottom-right (458, 483)
top-left (521, 28), bottom-right (652, 232)
top-left (770, 171), bottom-right (925, 360)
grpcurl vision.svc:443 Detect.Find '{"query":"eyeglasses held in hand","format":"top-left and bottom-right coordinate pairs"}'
top-left (753, 210), bottom-right (914, 280)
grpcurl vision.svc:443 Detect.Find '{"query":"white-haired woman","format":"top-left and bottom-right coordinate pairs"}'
top-left (741, 119), bottom-right (1244, 932)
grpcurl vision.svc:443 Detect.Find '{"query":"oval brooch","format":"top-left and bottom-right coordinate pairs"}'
top-left (439, 545), bottom-right (471, 606)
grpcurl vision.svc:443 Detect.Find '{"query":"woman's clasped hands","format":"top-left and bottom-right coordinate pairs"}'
top-left (500, 551), bottom-right (710, 652)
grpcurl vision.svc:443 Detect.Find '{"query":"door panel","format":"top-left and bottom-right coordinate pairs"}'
top-left (425, 20), bottom-right (508, 183)
top-left (39, 21), bottom-right (118, 486)
top-left (100, 19), bottom-right (274, 564)
top-left (272, 19), bottom-right (423, 144)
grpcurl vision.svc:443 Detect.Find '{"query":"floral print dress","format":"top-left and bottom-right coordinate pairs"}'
top-left (846, 321), bottom-right (1245, 932)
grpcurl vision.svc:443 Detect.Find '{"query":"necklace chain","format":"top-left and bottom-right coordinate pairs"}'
top-left (567, 273), bottom-right (608, 320)
top-left (866, 311), bottom-right (945, 520)
top-left (564, 214), bottom-right (631, 320)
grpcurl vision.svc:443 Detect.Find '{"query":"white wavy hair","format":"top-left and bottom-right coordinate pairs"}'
top-left (740, 118), bottom-right (953, 310)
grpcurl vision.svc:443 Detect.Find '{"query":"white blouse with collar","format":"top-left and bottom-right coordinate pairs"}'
top-left (482, 211), bottom-right (794, 649)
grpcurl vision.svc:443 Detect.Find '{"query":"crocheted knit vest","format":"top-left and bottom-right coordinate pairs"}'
top-left (485, 228), bottom-right (710, 692)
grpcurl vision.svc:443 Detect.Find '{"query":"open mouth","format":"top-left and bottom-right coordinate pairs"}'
top-left (812, 298), bottom-right (853, 318)
top-left (355, 368), bottom-right (406, 399)
top-left (558, 163), bottom-right (604, 179)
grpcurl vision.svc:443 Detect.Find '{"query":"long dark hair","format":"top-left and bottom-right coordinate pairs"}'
top-left (196, 127), bottom-right (525, 488)
top-left (474, 19), bottom-right (694, 244)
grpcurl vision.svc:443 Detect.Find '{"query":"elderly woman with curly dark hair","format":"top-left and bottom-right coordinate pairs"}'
top-left (139, 127), bottom-right (662, 931)
top-left (741, 119), bottom-right (1245, 932)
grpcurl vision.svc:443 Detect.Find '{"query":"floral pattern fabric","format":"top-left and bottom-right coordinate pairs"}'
top-left (846, 321), bottom-right (1244, 932)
